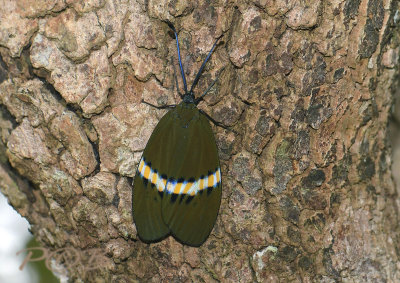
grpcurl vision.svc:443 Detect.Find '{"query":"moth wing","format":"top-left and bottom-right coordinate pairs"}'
top-left (164, 183), bottom-right (221, 246)
top-left (134, 106), bottom-right (221, 247)
top-left (160, 113), bottom-right (221, 246)
top-left (132, 173), bottom-right (169, 242)
top-left (132, 111), bottom-right (176, 242)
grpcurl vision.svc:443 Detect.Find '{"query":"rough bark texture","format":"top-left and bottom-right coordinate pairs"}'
top-left (0, 0), bottom-right (400, 282)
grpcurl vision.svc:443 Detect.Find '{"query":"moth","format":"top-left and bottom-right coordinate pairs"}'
top-left (132, 22), bottom-right (223, 247)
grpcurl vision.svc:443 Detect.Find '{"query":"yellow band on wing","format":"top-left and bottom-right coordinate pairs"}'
top-left (137, 157), bottom-right (221, 195)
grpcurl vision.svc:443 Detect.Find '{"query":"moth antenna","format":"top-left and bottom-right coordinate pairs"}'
top-left (190, 34), bottom-right (223, 93)
top-left (171, 57), bottom-right (184, 99)
top-left (167, 22), bottom-right (188, 94)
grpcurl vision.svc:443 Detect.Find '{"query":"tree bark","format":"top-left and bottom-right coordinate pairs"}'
top-left (1, 0), bottom-right (400, 282)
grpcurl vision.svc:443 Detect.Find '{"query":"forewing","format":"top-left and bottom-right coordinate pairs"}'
top-left (132, 110), bottom-right (176, 242)
top-left (160, 111), bottom-right (221, 246)
top-left (132, 173), bottom-right (169, 242)
top-left (164, 183), bottom-right (221, 246)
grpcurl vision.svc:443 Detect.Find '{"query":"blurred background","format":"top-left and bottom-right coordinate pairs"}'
top-left (0, 192), bottom-right (35, 283)
top-left (0, 193), bottom-right (59, 283)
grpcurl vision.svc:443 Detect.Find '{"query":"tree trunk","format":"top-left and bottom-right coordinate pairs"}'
top-left (1, 0), bottom-right (399, 282)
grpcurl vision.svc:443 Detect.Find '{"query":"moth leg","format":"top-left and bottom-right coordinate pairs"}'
top-left (199, 110), bottom-right (238, 134)
top-left (142, 99), bottom-right (176, 109)
top-left (195, 67), bottom-right (225, 105)
top-left (199, 109), bottom-right (228, 129)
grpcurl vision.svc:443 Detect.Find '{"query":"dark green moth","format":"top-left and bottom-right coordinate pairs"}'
top-left (132, 23), bottom-right (223, 247)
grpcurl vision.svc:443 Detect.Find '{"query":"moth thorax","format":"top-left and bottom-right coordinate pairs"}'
top-left (182, 92), bottom-right (195, 104)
